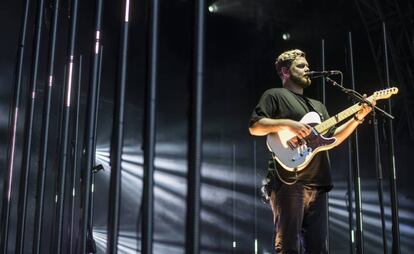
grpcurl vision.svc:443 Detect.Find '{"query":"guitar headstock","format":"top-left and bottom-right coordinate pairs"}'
top-left (372, 87), bottom-right (399, 100)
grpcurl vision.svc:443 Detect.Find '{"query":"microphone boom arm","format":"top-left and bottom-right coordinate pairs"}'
top-left (325, 76), bottom-right (394, 119)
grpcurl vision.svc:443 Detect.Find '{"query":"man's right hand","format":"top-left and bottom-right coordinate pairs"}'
top-left (284, 120), bottom-right (312, 139)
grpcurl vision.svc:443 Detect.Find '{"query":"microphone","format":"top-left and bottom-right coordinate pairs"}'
top-left (305, 70), bottom-right (341, 78)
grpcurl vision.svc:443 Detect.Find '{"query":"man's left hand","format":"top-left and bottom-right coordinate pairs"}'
top-left (355, 94), bottom-right (376, 120)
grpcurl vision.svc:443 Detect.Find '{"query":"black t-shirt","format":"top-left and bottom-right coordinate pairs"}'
top-left (250, 88), bottom-right (335, 190)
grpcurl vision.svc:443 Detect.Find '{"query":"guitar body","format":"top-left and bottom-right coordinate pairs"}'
top-left (266, 112), bottom-right (337, 172)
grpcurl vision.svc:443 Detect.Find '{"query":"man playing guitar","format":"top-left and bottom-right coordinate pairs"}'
top-left (249, 49), bottom-right (374, 253)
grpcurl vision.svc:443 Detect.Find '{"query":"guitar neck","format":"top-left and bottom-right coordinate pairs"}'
top-left (315, 96), bottom-right (373, 134)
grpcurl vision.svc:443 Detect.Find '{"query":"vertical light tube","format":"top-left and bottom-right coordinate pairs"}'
top-left (373, 107), bottom-right (388, 253)
top-left (142, 0), bottom-right (159, 253)
top-left (342, 34), bottom-right (356, 253)
top-left (382, 21), bottom-right (401, 254)
top-left (32, 0), bottom-right (60, 244)
top-left (52, 0), bottom-right (79, 252)
top-left (232, 145), bottom-right (236, 253)
top-left (253, 141), bottom-right (258, 254)
top-left (107, 0), bottom-right (130, 253)
top-left (254, 239), bottom-right (258, 254)
top-left (321, 39), bottom-right (326, 104)
top-left (0, 0), bottom-right (31, 253)
top-left (66, 56), bottom-right (74, 106)
top-left (68, 55), bottom-right (82, 254)
top-left (347, 107), bottom-right (356, 254)
top-left (15, 0), bottom-right (45, 252)
top-left (185, 0), bottom-right (206, 253)
top-left (80, 0), bottom-right (104, 252)
top-left (87, 45), bottom-right (104, 254)
top-left (320, 39), bottom-right (330, 253)
top-left (348, 31), bottom-right (364, 254)
top-left (90, 45), bottom-right (104, 227)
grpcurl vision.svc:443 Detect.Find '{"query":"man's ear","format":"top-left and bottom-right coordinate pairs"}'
top-left (280, 67), bottom-right (290, 81)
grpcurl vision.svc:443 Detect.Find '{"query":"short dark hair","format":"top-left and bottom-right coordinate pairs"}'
top-left (274, 49), bottom-right (306, 77)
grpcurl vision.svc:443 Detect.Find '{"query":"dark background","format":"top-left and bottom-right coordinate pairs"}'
top-left (0, 0), bottom-right (413, 253)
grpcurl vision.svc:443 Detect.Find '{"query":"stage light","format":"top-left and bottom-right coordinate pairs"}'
top-left (254, 239), bottom-right (258, 253)
top-left (208, 4), bottom-right (218, 13)
top-left (282, 32), bottom-right (291, 41)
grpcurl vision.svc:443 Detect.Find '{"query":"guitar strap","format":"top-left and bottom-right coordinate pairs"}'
top-left (301, 95), bottom-right (325, 121)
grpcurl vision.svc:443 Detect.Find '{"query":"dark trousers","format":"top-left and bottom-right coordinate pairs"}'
top-left (270, 183), bottom-right (328, 254)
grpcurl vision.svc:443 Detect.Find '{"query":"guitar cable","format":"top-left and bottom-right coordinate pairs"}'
top-left (271, 155), bottom-right (299, 185)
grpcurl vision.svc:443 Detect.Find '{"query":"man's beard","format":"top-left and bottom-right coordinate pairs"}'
top-left (290, 73), bottom-right (311, 88)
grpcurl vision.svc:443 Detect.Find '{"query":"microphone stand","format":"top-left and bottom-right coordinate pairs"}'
top-left (326, 76), bottom-right (393, 253)
top-left (373, 109), bottom-right (388, 254)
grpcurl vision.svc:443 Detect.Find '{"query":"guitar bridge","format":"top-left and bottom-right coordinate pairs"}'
top-left (287, 136), bottom-right (306, 150)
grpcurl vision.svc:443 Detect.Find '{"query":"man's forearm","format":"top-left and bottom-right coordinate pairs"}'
top-left (249, 118), bottom-right (293, 136)
top-left (332, 117), bottom-right (362, 146)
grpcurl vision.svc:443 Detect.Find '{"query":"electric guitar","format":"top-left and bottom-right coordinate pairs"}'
top-left (266, 87), bottom-right (399, 172)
